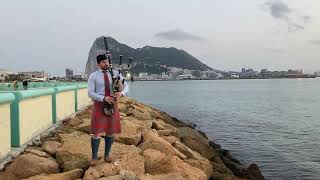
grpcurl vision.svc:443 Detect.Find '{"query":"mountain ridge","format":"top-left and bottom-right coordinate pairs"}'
top-left (85, 36), bottom-right (212, 76)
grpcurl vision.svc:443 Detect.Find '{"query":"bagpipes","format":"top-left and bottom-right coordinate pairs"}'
top-left (102, 36), bottom-right (133, 116)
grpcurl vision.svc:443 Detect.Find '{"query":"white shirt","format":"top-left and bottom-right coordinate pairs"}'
top-left (88, 69), bottom-right (129, 102)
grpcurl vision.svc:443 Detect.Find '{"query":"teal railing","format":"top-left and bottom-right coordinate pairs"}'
top-left (0, 83), bottom-right (90, 147)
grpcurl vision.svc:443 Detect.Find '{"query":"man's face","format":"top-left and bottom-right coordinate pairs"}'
top-left (98, 60), bottom-right (109, 70)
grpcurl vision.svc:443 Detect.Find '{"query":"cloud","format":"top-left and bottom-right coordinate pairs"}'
top-left (303, 16), bottom-right (311, 23)
top-left (262, 0), bottom-right (310, 32)
top-left (264, 0), bottom-right (291, 19)
top-left (308, 40), bottom-right (320, 45)
top-left (264, 48), bottom-right (285, 54)
top-left (155, 29), bottom-right (204, 41)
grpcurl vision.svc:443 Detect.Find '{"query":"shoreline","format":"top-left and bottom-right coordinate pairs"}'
top-left (131, 76), bottom-right (318, 82)
top-left (0, 97), bottom-right (264, 180)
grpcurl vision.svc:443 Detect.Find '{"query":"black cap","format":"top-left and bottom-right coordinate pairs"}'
top-left (96, 54), bottom-right (107, 64)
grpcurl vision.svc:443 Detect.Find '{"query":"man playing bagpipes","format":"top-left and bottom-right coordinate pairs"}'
top-left (88, 54), bottom-right (129, 166)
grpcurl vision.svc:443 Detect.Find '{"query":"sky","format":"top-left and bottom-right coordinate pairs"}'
top-left (0, 0), bottom-right (319, 76)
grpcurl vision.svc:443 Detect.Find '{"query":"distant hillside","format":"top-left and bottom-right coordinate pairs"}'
top-left (85, 37), bottom-right (212, 75)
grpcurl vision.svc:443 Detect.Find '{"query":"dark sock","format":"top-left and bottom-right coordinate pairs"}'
top-left (91, 137), bottom-right (100, 160)
top-left (104, 136), bottom-right (114, 158)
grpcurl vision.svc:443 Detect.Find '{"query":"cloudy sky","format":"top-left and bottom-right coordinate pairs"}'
top-left (0, 0), bottom-right (319, 75)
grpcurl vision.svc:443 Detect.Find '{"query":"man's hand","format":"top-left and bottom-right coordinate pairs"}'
top-left (104, 96), bottom-right (114, 104)
top-left (113, 92), bottom-right (123, 100)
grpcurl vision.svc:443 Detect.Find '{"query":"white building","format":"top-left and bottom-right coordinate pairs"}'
top-left (231, 72), bottom-right (240, 78)
top-left (177, 74), bottom-right (195, 80)
top-left (0, 69), bottom-right (14, 81)
top-left (217, 73), bottom-right (224, 79)
top-left (139, 72), bottom-right (148, 79)
top-left (201, 71), bottom-right (219, 79)
top-left (150, 74), bottom-right (161, 79)
top-left (183, 69), bottom-right (192, 74)
top-left (167, 67), bottom-right (183, 73)
top-left (161, 72), bottom-right (170, 79)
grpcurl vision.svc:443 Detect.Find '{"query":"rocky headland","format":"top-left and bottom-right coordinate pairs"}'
top-left (0, 97), bottom-right (264, 180)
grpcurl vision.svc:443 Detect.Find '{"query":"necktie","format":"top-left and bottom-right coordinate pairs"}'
top-left (103, 71), bottom-right (110, 96)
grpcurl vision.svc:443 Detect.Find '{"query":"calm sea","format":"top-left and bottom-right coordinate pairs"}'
top-left (127, 78), bottom-right (320, 180)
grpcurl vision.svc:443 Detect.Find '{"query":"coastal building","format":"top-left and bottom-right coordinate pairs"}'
top-left (167, 67), bottom-right (183, 78)
top-left (65, 68), bottom-right (74, 80)
top-left (241, 68), bottom-right (246, 74)
top-left (231, 72), bottom-right (240, 79)
top-left (176, 74), bottom-right (196, 80)
top-left (72, 74), bottom-right (83, 81)
top-left (258, 68), bottom-right (312, 79)
top-left (260, 69), bottom-right (272, 78)
top-left (0, 69), bottom-right (14, 81)
top-left (183, 69), bottom-right (192, 75)
top-left (149, 74), bottom-right (161, 80)
top-left (201, 71), bottom-right (219, 79)
top-left (18, 71), bottom-right (48, 79)
top-left (191, 70), bottom-right (201, 78)
top-left (167, 67), bottom-right (183, 73)
top-left (217, 73), bottom-right (224, 79)
top-left (287, 69), bottom-right (303, 75)
top-left (139, 72), bottom-right (148, 79)
top-left (133, 67), bottom-right (314, 81)
top-left (240, 68), bottom-right (259, 79)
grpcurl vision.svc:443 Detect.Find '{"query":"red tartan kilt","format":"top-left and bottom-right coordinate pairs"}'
top-left (91, 100), bottom-right (121, 134)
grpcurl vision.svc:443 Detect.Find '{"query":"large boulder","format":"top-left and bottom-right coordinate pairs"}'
top-left (118, 102), bottom-right (127, 114)
top-left (56, 151), bottom-right (91, 172)
top-left (246, 163), bottom-right (264, 180)
top-left (157, 129), bottom-right (176, 136)
top-left (142, 149), bottom-right (207, 180)
top-left (161, 136), bottom-right (179, 145)
top-left (24, 147), bottom-right (51, 158)
top-left (68, 117), bottom-right (84, 126)
top-left (24, 169), bottom-right (83, 180)
top-left (42, 141), bottom-right (61, 156)
top-left (40, 132), bottom-right (61, 143)
top-left (151, 121), bottom-right (165, 130)
top-left (95, 170), bottom-right (139, 180)
top-left (211, 159), bottom-right (236, 180)
top-left (124, 116), bottom-right (153, 130)
top-left (56, 131), bottom-right (101, 171)
top-left (114, 118), bottom-right (143, 146)
top-left (221, 156), bottom-right (246, 177)
top-left (139, 130), bottom-right (186, 160)
top-left (142, 149), bottom-right (166, 172)
top-left (177, 127), bottom-right (216, 159)
top-left (172, 140), bottom-right (204, 160)
top-left (119, 170), bottom-right (140, 180)
top-left (152, 120), bottom-right (177, 137)
top-left (119, 97), bottom-right (152, 112)
top-left (114, 133), bottom-right (142, 146)
top-left (139, 173), bottom-right (187, 180)
top-left (77, 108), bottom-right (91, 120)
top-left (83, 143), bottom-right (144, 179)
top-left (96, 176), bottom-right (122, 180)
top-left (184, 159), bottom-right (213, 178)
top-left (125, 107), bottom-right (152, 121)
top-left (75, 117), bottom-right (91, 133)
top-left (150, 109), bottom-right (189, 128)
top-left (120, 98), bottom-right (153, 121)
top-left (0, 154), bottom-right (59, 180)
